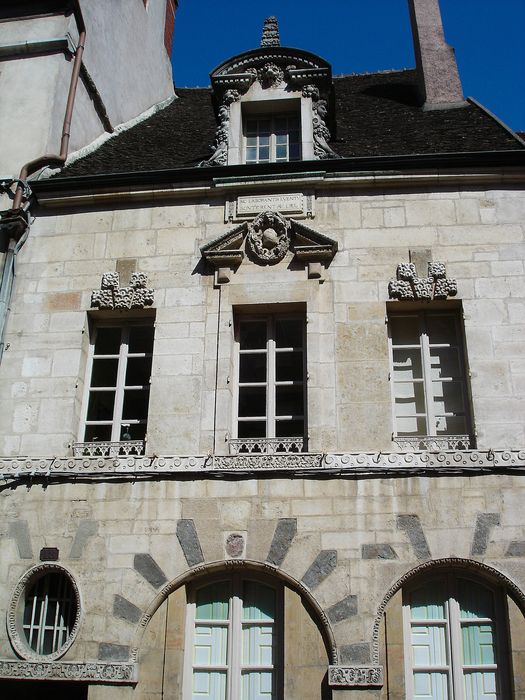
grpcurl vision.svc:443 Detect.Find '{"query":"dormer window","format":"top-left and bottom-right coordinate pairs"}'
top-left (245, 114), bottom-right (301, 164)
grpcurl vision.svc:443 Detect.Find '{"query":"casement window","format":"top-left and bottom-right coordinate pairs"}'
top-left (403, 575), bottom-right (508, 699)
top-left (79, 322), bottom-right (154, 453)
top-left (184, 575), bottom-right (281, 700)
top-left (232, 313), bottom-right (306, 453)
top-left (244, 115), bottom-right (301, 164)
top-left (388, 310), bottom-right (472, 450)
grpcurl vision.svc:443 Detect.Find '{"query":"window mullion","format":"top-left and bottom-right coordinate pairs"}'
top-left (268, 317), bottom-right (276, 438)
top-left (420, 313), bottom-right (435, 436)
top-left (112, 327), bottom-right (129, 441)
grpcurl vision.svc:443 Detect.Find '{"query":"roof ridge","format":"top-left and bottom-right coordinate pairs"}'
top-left (334, 67), bottom-right (415, 78)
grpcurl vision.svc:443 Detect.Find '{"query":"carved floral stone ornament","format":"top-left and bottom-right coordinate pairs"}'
top-left (388, 262), bottom-right (458, 301)
top-left (328, 665), bottom-right (384, 688)
top-left (91, 271), bottom-right (154, 310)
top-left (200, 209), bottom-right (337, 282)
top-left (257, 62), bottom-right (285, 88)
top-left (247, 210), bottom-right (291, 264)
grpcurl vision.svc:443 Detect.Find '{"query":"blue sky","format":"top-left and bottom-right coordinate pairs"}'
top-left (172, 0), bottom-right (525, 132)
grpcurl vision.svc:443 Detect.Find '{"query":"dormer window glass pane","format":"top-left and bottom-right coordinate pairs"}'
top-left (245, 116), bottom-right (301, 164)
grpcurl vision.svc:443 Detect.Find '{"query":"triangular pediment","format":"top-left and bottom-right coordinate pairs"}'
top-left (200, 211), bottom-right (337, 283)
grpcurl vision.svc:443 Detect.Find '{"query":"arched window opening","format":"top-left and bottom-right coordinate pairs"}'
top-left (403, 574), bottom-right (510, 699)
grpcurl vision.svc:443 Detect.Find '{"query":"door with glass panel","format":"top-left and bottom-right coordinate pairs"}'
top-left (185, 575), bottom-right (281, 700)
top-left (404, 575), bottom-right (507, 699)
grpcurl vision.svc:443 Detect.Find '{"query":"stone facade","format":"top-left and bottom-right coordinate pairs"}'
top-left (1, 3), bottom-right (525, 700)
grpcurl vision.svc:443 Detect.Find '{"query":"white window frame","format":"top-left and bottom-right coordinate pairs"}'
top-left (183, 573), bottom-right (283, 700)
top-left (79, 320), bottom-right (154, 446)
top-left (243, 114), bottom-right (301, 164)
top-left (388, 309), bottom-right (472, 447)
top-left (402, 574), bottom-right (510, 700)
top-left (232, 312), bottom-right (307, 451)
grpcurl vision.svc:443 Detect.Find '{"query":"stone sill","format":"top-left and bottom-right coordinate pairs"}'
top-left (0, 449), bottom-right (523, 481)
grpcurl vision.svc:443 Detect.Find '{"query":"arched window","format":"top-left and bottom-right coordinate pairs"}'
top-left (184, 573), bottom-right (282, 700)
top-left (403, 573), bottom-right (510, 699)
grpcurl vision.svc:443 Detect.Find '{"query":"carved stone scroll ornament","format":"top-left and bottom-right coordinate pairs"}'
top-left (388, 262), bottom-right (458, 301)
top-left (328, 666), bottom-right (384, 688)
top-left (312, 98), bottom-right (341, 160)
top-left (0, 660), bottom-right (135, 683)
top-left (91, 272), bottom-right (154, 310)
top-left (201, 89), bottom-right (240, 167)
top-left (247, 210), bottom-right (291, 265)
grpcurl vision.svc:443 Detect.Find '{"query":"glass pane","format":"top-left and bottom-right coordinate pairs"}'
top-left (94, 327), bottom-right (121, 355)
top-left (275, 419), bottom-right (304, 438)
top-left (239, 387), bottom-right (266, 417)
top-left (243, 582), bottom-right (275, 621)
top-left (276, 134), bottom-right (287, 145)
top-left (196, 582), bottom-right (230, 621)
top-left (432, 381), bottom-right (465, 414)
top-left (246, 120), bottom-right (257, 133)
top-left (459, 580), bottom-right (494, 619)
top-left (246, 137), bottom-right (257, 147)
top-left (246, 147), bottom-right (257, 162)
top-left (90, 359), bottom-right (118, 387)
top-left (242, 626), bottom-right (274, 666)
top-left (275, 319), bottom-right (303, 348)
top-left (258, 147), bottom-right (270, 161)
top-left (84, 424), bottom-right (112, 441)
top-left (258, 120), bottom-right (271, 133)
top-left (259, 135), bottom-right (270, 146)
top-left (276, 351), bottom-right (303, 381)
top-left (192, 671), bottom-right (226, 700)
top-left (434, 415), bottom-right (467, 435)
top-left (238, 421), bottom-right (266, 439)
top-left (392, 349), bottom-right (423, 380)
top-left (125, 356), bottom-right (152, 386)
top-left (194, 626), bottom-right (228, 665)
top-left (463, 671), bottom-right (497, 699)
top-left (119, 422), bottom-right (146, 441)
top-left (430, 348), bottom-right (461, 379)
top-left (289, 143), bottom-right (301, 160)
top-left (122, 388), bottom-right (150, 420)
top-left (461, 624), bottom-right (496, 665)
top-left (276, 385), bottom-right (303, 416)
top-left (87, 391), bottom-right (115, 421)
top-left (390, 316), bottom-right (421, 346)
top-left (413, 671), bottom-right (449, 700)
top-left (240, 321), bottom-right (267, 350)
top-left (276, 145), bottom-right (287, 160)
top-left (396, 415), bottom-right (427, 436)
top-left (242, 671), bottom-right (274, 700)
top-left (410, 582), bottom-right (446, 620)
top-left (412, 625), bottom-right (448, 666)
top-left (240, 354), bottom-right (267, 383)
top-left (275, 117), bottom-right (287, 131)
top-left (426, 315), bottom-right (458, 345)
top-left (128, 325), bottom-right (154, 354)
top-left (394, 382), bottom-right (426, 417)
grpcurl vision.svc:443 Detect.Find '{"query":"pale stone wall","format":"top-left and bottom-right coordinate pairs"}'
top-left (1, 186), bottom-right (524, 455)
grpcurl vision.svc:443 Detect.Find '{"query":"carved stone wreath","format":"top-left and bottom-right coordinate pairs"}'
top-left (8, 564), bottom-right (82, 661)
top-left (247, 211), bottom-right (291, 265)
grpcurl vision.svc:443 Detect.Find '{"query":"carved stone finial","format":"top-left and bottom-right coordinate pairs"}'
top-left (261, 16), bottom-right (280, 47)
top-left (91, 272), bottom-right (154, 310)
top-left (388, 262), bottom-right (457, 301)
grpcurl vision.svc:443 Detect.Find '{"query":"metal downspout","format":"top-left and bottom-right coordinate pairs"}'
top-left (0, 1), bottom-right (86, 363)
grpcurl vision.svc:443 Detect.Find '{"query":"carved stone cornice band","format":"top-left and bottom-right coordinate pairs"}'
top-left (0, 660), bottom-right (136, 683)
top-left (0, 449), bottom-right (523, 481)
top-left (328, 665), bottom-right (384, 687)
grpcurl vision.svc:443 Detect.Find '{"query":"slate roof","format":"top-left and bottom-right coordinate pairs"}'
top-left (59, 69), bottom-right (524, 179)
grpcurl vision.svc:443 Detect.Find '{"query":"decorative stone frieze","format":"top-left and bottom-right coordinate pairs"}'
top-left (394, 434), bottom-right (471, 451)
top-left (388, 261), bottom-right (457, 301)
top-left (0, 449), bottom-right (524, 480)
top-left (91, 272), bottom-right (154, 310)
top-left (328, 665), bottom-right (384, 687)
top-left (0, 660), bottom-right (135, 683)
top-left (72, 440), bottom-right (145, 457)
